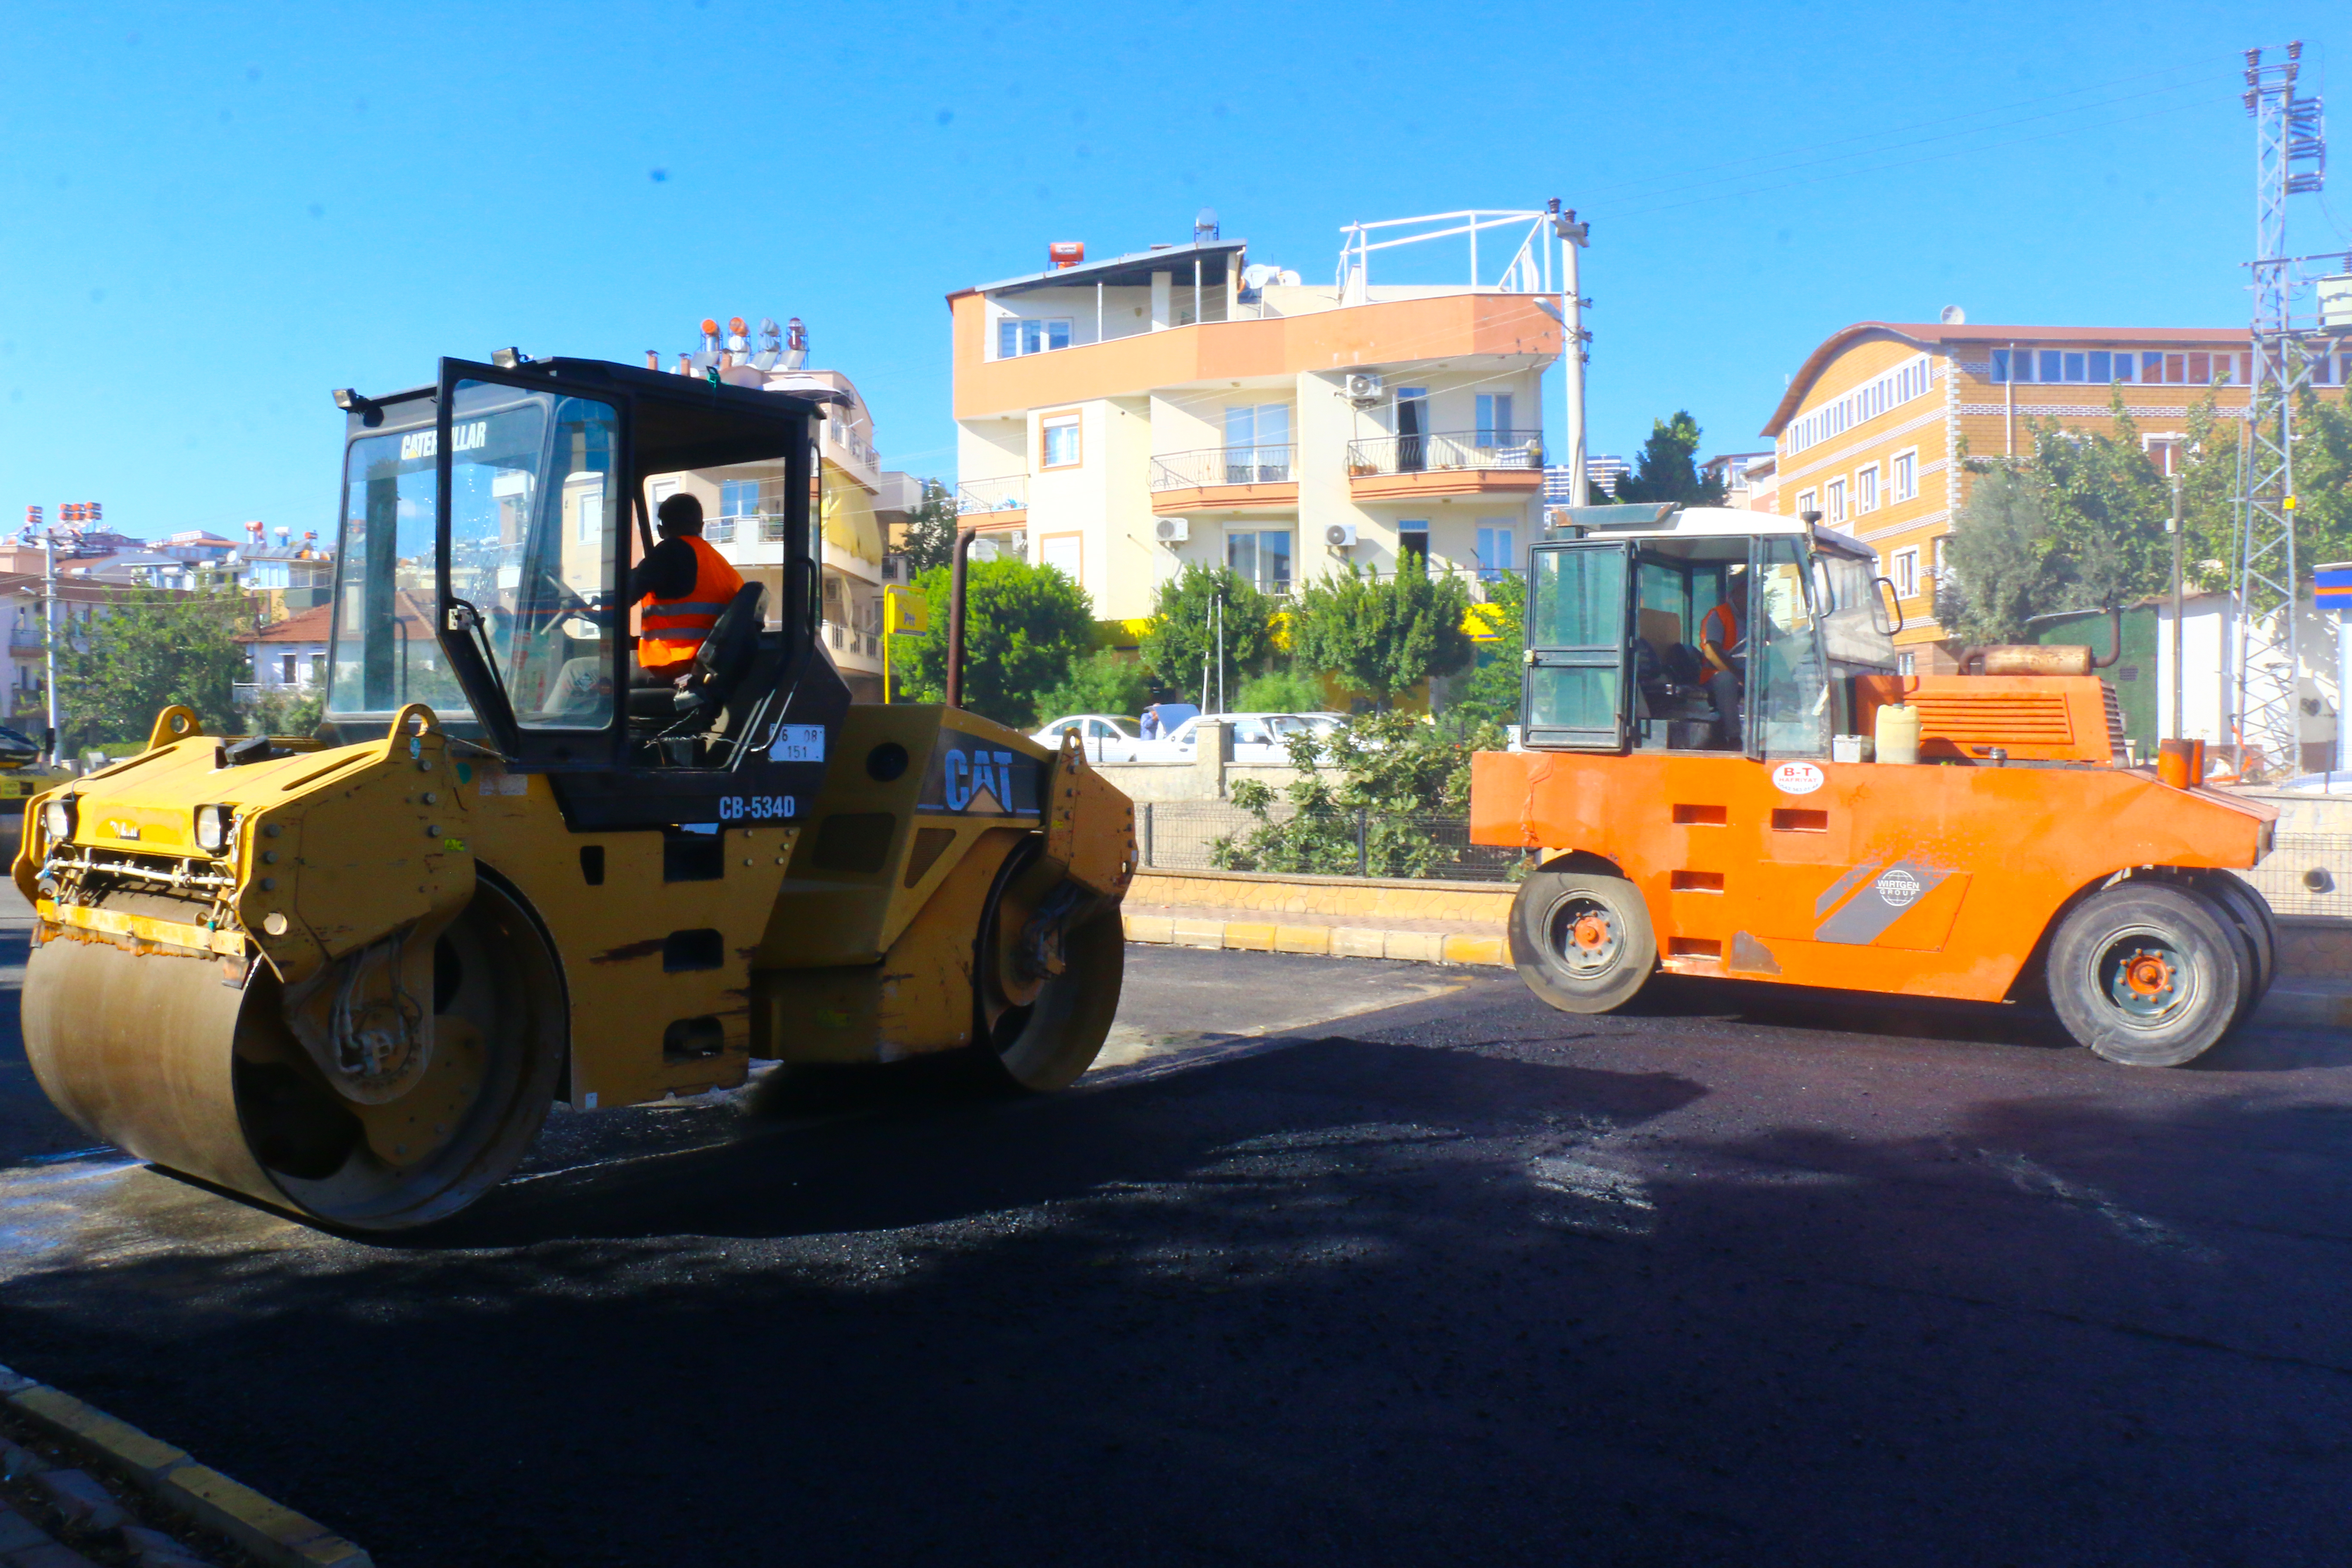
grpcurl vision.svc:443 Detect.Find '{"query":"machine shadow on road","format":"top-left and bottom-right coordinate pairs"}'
top-left (1, 1029), bottom-right (2347, 1566)
top-left (416, 1038), bottom-right (1711, 1250)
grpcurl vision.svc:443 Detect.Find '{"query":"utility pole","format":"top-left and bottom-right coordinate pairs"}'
top-left (2170, 472), bottom-right (2186, 743)
top-left (43, 526), bottom-right (60, 765)
top-left (2235, 41), bottom-right (2330, 779)
top-left (1548, 200), bottom-right (1592, 505)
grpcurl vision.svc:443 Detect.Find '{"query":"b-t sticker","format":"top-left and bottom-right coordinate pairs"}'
top-left (1771, 761), bottom-right (1826, 795)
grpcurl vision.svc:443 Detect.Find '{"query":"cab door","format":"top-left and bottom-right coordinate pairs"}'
top-left (1522, 542), bottom-right (1632, 751)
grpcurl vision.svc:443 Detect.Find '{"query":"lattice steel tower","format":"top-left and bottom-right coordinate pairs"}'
top-left (2236, 42), bottom-right (2328, 777)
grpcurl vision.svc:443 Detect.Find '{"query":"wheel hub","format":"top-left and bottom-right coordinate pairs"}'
top-left (2097, 929), bottom-right (2192, 1022)
top-left (1551, 897), bottom-right (1622, 976)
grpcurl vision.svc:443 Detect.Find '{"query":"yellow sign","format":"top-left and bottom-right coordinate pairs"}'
top-left (885, 586), bottom-right (928, 636)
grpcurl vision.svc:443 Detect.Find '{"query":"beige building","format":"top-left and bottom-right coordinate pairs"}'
top-left (949, 211), bottom-right (1569, 636)
top-left (1758, 318), bottom-right (2311, 667)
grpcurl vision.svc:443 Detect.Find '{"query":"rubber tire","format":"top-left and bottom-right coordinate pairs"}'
top-left (1510, 867), bottom-right (1658, 1015)
top-left (2187, 871), bottom-right (2277, 1022)
top-left (2048, 880), bottom-right (2244, 1067)
top-left (981, 905), bottom-right (1126, 1092)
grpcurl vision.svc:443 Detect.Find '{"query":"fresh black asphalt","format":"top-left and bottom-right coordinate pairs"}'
top-left (0, 922), bottom-right (2348, 1566)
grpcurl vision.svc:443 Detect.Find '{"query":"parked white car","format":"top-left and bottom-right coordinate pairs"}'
top-left (1139, 711), bottom-right (1323, 763)
top-left (1030, 714), bottom-right (1145, 761)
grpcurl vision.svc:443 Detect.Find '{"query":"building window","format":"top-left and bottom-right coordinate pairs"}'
top-left (2144, 434), bottom-right (2186, 477)
top-left (1226, 529), bottom-right (1292, 594)
top-left (279, 653), bottom-right (297, 683)
top-left (1038, 532), bottom-right (1083, 587)
top-left (1824, 478), bottom-right (1847, 524)
top-left (1897, 651), bottom-right (1916, 676)
top-left (1040, 413), bottom-right (1081, 469)
top-left (309, 652), bottom-right (325, 685)
top-left (1783, 354), bottom-right (1934, 454)
top-left (1892, 548), bottom-right (1919, 600)
top-left (1223, 404), bottom-right (1292, 481)
top-left (1475, 393), bottom-right (1517, 446)
top-left (1398, 521), bottom-right (1429, 567)
top-left (1795, 488), bottom-right (1817, 518)
top-left (1932, 536), bottom-right (1947, 581)
top-left (1855, 464), bottom-right (1880, 514)
top-left (1891, 448), bottom-right (1918, 502)
top-left (997, 318), bottom-right (1072, 358)
top-left (1475, 522), bottom-right (1516, 580)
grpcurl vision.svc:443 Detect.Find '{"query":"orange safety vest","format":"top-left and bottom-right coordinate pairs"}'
top-left (638, 535), bottom-right (745, 673)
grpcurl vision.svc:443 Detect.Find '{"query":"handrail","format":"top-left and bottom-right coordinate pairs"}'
top-left (954, 476), bottom-right (1029, 514)
top-left (1148, 444), bottom-right (1298, 490)
top-left (1346, 429), bottom-right (1544, 477)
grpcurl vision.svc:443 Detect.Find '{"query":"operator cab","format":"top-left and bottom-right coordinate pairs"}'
top-left (1522, 504), bottom-right (1900, 759)
top-left (317, 355), bottom-right (850, 830)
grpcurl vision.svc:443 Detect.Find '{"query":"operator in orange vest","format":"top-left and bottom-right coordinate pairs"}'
top-left (1697, 592), bottom-right (1745, 749)
top-left (629, 493), bottom-right (744, 686)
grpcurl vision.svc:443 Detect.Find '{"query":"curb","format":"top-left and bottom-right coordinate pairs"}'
top-left (1124, 913), bottom-right (1510, 968)
top-left (2254, 983), bottom-right (2352, 1031)
top-left (0, 1364), bottom-right (371, 1568)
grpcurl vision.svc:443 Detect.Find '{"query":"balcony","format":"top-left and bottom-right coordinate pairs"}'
top-left (1345, 429), bottom-right (1547, 500)
top-left (1148, 444), bottom-right (1300, 514)
top-left (955, 476), bottom-right (1029, 530)
top-left (711, 513), bottom-right (790, 545)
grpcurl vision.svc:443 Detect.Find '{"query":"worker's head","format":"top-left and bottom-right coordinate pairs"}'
top-left (656, 493), bottom-right (705, 539)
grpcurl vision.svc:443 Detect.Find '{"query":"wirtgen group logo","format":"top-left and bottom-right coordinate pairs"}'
top-left (1874, 867), bottom-right (1922, 909)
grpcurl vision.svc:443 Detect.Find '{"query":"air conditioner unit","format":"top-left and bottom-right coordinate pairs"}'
top-left (1155, 518), bottom-right (1189, 544)
top-left (1324, 524), bottom-right (1358, 548)
top-left (1343, 371), bottom-right (1386, 407)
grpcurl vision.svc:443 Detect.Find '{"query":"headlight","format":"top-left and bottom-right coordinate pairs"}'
top-left (193, 804), bottom-right (235, 855)
top-left (40, 797), bottom-right (74, 843)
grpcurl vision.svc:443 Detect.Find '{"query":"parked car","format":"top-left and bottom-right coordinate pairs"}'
top-left (1139, 711), bottom-right (1321, 763)
top-left (1030, 714), bottom-right (1145, 761)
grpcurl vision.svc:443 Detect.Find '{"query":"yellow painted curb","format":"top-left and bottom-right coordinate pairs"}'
top-left (1, 1368), bottom-right (372, 1568)
top-left (1222, 922), bottom-right (1277, 952)
top-left (1274, 925), bottom-right (1333, 955)
top-left (1442, 934), bottom-right (1509, 968)
top-left (6, 1386), bottom-right (187, 1483)
top-left (159, 1464), bottom-right (372, 1568)
top-left (1124, 915), bottom-right (1175, 945)
top-left (1170, 919), bottom-right (1225, 950)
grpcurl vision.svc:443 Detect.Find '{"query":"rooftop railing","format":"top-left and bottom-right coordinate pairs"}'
top-left (1345, 429), bottom-right (1544, 477)
top-left (1148, 444), bottom-right (1297, 490)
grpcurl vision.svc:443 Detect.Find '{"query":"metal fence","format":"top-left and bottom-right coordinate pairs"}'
top-left (1138, 801), bottom-right (1525, 882)
top-left (2241, 833), bottom-right (2352, 921)
top-left (1344, 429), bottom-right (1544, 477)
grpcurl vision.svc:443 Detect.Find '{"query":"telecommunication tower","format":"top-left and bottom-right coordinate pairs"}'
top-left (2235, 42), bottom-right (2331, 778)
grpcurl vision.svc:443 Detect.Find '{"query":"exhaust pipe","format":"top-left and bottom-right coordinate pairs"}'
top-left (1961, 605), bottom-right (2124, 677)
top-left (946, 527), bottom-right (975, 709)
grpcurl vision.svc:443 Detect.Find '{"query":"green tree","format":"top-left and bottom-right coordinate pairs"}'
top-left (1937, 467), bottom-right (2063, 644)
top-left (1447, 568), bottom-right (1525, 729)
top-left (900, 480), bottom-right (958, 574)
top-left (2023, 392), bottom-right (2171, 609)
top-left (1234, 666), bottom-right (1326, 713)
top-left (1138, 564), bottom-right (1275, 704)
top-left (56, 589), bottom-right (251, 750)
top-left (1035, 649), bottom-right (1150, 722)
top-left (1611, 410), bottom-right (1727, 505)
top-left (1287, 560), bottom-right (1475, 710)
top-left (1208, 711), bottom-right (1506, 878)
top-left (249, 687), bottom-right (325, 738)
top-left (894, 557), bottom-right (1096, 729)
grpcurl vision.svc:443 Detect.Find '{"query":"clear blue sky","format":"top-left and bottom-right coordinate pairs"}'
top-left (0, 2), bottom-right (2337, 542)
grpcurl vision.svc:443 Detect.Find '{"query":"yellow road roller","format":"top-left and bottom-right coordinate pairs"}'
top-left (15, 354), bottom-right (1136, 1230)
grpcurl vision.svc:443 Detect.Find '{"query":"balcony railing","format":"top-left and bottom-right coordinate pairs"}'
top-left (713, 514), bottom-right (791, 545)
top-left (956, 476), bottom-right (1029, 516)
top-left (1345, 429), bottom-right (1544, 477)
top-left (1149, 445), bottom-right (1297, 490)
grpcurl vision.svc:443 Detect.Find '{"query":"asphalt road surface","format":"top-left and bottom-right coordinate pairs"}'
top-left (0, 883), bottom-right (2349, 1565)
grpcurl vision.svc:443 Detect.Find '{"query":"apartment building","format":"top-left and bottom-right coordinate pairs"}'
top-left (949, 211), bottom-right (1568, 632)
top-left (233, 602), bottom-right (331, 706)
top-left (1759, 317), bottom-right (2332, 668)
